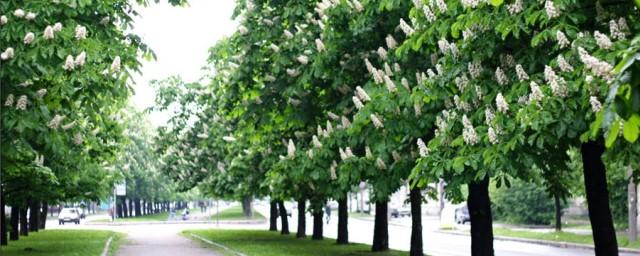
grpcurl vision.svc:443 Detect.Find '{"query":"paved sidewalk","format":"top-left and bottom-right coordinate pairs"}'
top-left (117, 224), bottom-right (221, 256)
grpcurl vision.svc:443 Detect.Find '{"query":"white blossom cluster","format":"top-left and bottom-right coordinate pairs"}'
top-left (544, 65), bottom-right (567, 97)
top-left (468, 61), bottom-right (482, 79)
top-left (296, 55), bottom-right (309, 65)
top-left (488, 126), bottom-right (499, 144)
top-left (0, 15), bottom-right (7, 25)
top-left (287, 139), bottom-right (296, 158)
top-left (590, 96), bottom-right (602, 113)
top-left (545, 1), bottom-right (560, 19)
top-left (377, 47), bottom-right (388, 60)
top-left (528, 81), bottom-right (544, 103)
top-left (417, 138), bottom-right (429, 157)
top-left (24, 32), bottom-right (35, 45)
top-left (423, 5), bottom-right (436, 23)
top-left (495, 67), bottom-right (508, 85)
top-left (375, 157), bottom-right (386, 170)
top-left (461, 0), bottom-right (483, 9)
top-left (1, 47), bottom-right (15, 60)
top-left (455, 74), bottom-right (469, 92)
top-left (485, 108), bottom-right (495, 125)
top-left (315, 39), bottom-right (325, 52)
top-left (399, 18), bottom-right (415, 36)
top-left (75, 25), bottom-right (87, 40)
top-left (556, 31), bottom-right (570, 49)
top-left (515, 64), bottom-right (529, 82)
top-left (329, 161), bottom-right (338, 180)
top-left (62, 121), bottom-right (76, 130)
top-left (238, 25), bottom-right (248, 35)
top-left (609, 18), bottom-right (628, 40)
top-left (557, 55), bottom-right (573, 72)
top-left (454, 95), bottom-right (471, 112)
top-left (15, 95), bottom-right (27, 110)
top-left (495, 93), bottom-right (509, 113)
top-left (222, 136), bottom-right (236, 142)
top-left (269, 43), bottom-right (280, 52)
top-left (370, 113), bottom-right (384, 129)
top-left (312, 135), bottom-right (322, 148)
top-left (37, 89), bottom-right (47, 98)
top-left (384, 75), bottom-right (397, 92)
top-left (593, 31), bottom-right (612, 50)
top-left (286, 68), bottom-right (300, 77)
top-left (5, 94), bottom-right (15, 106)
top-left (48, 115), bottom-right (65, 129)
top-left (34, 154), bottom-right (44, 166)
top-left (111, 56), bottom-right (121, 72)
top-left (577, 47), bottom-right (613, 80)
top-left (352, 96), bottom-right (364, 109)
top-left (328, 111), bottom-right (340, 120)
top-left (385, 35), bottom-right (397, 49)
top-left (365, 146), bottom-right (373, 158)
top-left (341, 115), bottom-right (351, 129)
top-left (462, 115), bottom-right (479, 145)
top-left (73, 133), bottom-right (84, 145)
top-left (507, 0), bottom-right (523, 15)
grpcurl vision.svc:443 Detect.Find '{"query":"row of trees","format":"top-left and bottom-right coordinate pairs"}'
top-left (154, 1), bottom-right (640, 256)
top-left (0, 0), bottom-right (186, 245)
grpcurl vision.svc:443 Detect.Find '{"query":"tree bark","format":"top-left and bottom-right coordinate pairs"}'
top-left (628, 166), bottom-right (637, 242)
top-left (122, 199), bottom-right (129, 218)
top-left (410, 187), bottom-right (424, 256)
top-left (468, 176), bottom-right (494, 256)
top-left (10, 206), bottom-right (18, 241)
top-left (242, 197), bottom-right (253, 217)
top-left (19, 207), bottom-right (28, 236)
top-left (128, 198), bottom-right (134, 217)
top-left (28, 200), bottom-right (39, 232)
top-left (116, 199), bottom-right (123, 218)
top-left (296, 199), bottom-right (306, 238)
top-left (371, 201), bottom-right (389, 251)
top-left (278, 200), bottom-right (289, 234)
top-left (134, 199), bottom-right (141, 217)
top-left (0, 186), bottom-right (6, 246)
top-left (337, 198), bottom-right (348, 244)
top-left (312, 208), bottom-right (323, 240)
top-left (554, 194), bottom-right (562, 232)
top-left (39, 202), bottom-right (48, 230)
top-left (269, 200), bottom-right (278, 231)
top-left (581, 140), bottom-right (618, 256)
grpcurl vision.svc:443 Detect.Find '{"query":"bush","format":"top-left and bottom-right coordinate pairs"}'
top-left (491, 180), bottom-right (557, 225)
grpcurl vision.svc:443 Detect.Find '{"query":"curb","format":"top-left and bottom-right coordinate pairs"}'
top-left (189, 233), bottom-right (247, 256)
top-left (86, 220), bottom-right (266, 226)
top-left (100, 236), bottom-right (113, 256)
top-left (437, 230), bottom-right (640, 254)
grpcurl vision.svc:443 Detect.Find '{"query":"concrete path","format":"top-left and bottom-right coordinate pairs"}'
top-left (116, 224), bottom-right (220, 256)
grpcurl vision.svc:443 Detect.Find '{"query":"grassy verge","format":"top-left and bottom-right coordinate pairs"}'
top-left (91, 211), bottom-right (170, 223)
top-left (349, 212), bottom-right (372, 218)
top-left (493, 227), bottom-right (640, 249)
top-left (210, 206), bottom-right (265, 220)
top-left (0, 229), bottom-right (124, 256)
top-left (184, 229), bottom-right (407, 256)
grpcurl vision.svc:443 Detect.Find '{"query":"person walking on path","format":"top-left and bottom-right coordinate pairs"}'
top-left (325, 204), bottom-right (332, 224)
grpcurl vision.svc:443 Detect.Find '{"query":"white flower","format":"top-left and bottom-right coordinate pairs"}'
top-left (329, 162), bottom-right (337, 180)
top-left (111, 56), bottom-right (121, 72)
top-left (44, 26), bottom-right (55, 39)
top-left (468, 61), bottom-right (482, 79)
top-left (590, 96), bottom-right (602, 112)
top-left (63, 55), bottom-right (75, 70)
top-left (375, 157), bottom-right (387, 170)
top-left (377, 47), bottom-right (388, 60)
top-left (413, 0), bottom-right (423, 8)
top-left (488, 127), bottom-right (499, 144)
top-left (544, 65), bottom-right (567, 97)
top-left (345, 147), bottom-right (355, 158)
top-left (23, 32), bottom-right (35, 45)
top-left (384, 63), bottom-right (393, 76)
top-left (287, 139), bottom-right (296, 158)
top-left (594, 31), bottom-right (612, 50)
top-left (496, 93), bottom-right (509, 113)
top-left (399, 18), bottom-right (414, 36)
top-left (307, 149), bottom-right (314, 159)
top-left (495, 67), bottom-right (508, 85)
top-left (401, 77), bottom-right (410, 91)
top-left (352, 0), bottom-right (364, 12)
top-left (414, 103), bottom-right (422, 116)
top-left (577, 47), bottom-right (613, 80)
top-left (485, 108), bottom-right (495, 125)
top-left (385, 35), bottom-right (397, 49)
top-left (328, 111), bottom-right (340, 120)
top-left (339, 148), bottom-right (347, 160)
top-left (75, 25), bottom-right (87, 40)
top-left (62, 121), bottom-right (76, 130)
top-left (238, 25), bottom-right (248, 35)
top-left (461, 0), bottom-right (482, 8)
top-left (384, 75), bottom-right (397, 92)
top-left (4, 94), bottom-right (14, 106)
top-left (355, 86), bottom-right (371, 102)
top-left (222, 136), bottom-right (236, 142)
top-left (417, 138), bottom-right (429, 157)
top-left (0, 15), bottom-right (7, 25)
top-left (53, 22), bottom-right (63, 32)
top-left (48, 115), bottom-right (65, 129)
top-left (462, 115), bottom-right (479, 145)
top-left (100, 17), bottom-right (111, 25)
top-left (545, 1), bottom-right (559, 19)
top-left (556, 30), bottom-right (570, 49)
top-left (37, 89), bottom-right (47, 98)
top-left (14, 9), bottom-right (25, 18)
top-left (515, 64), bottom-right (529, 82)
top-left (326, 120), bottom-right (334, 134)
top-left (370, 113), bottom-right (384, 129)
top-left (75, 51), bottom-right (86, 66)
top-left (352, 96), bottom-right (364, 109)
top-left (312, 135), bottom-right (322, 148)
top-left (507, 0), bottom-right (523, 15)
top-left (217, 162), bottom-right (226, 172)
top-left (529, 82), bottom-right (544, 103)
top-left (423, 6), bottom-right (436, 23)
top-left (438, 39), bottom-right (450, 55)
top-left (15, 95), bottom-right (27, 110)
top-left (557, 55), bottom-right (573, 72)
top-left (392, 151), bottom-right (401, 162)
top-left (1, 47), bottom-right (15, 60)
top-left (25, 12), bottom-right (36, 20)
top-left (296, 55), bottom-right (309, 65)
top-left (269, 44), bottom-right (280, 52)
top-left (284, 29), bottom-right (294, 39)
top-left (286, 68), bottom-right (299, 77)
top-left (315, 39), bottom-right (325, 52)
top-left (341, 116), bottom-right (351, 128)
top-left (264, 75), bottom-right (276, 82)
top-left (73, 133), bottom-right (84, 145)
top-left (365, 146), bottom-right (373, 158)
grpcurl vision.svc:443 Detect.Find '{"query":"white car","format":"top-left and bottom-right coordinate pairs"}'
top-left (58, 208), bottom-right (81, 225)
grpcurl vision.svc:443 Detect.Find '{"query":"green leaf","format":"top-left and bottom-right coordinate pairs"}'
top-left (490, 0), bottom-right (504, 7)
top-left (623, 114), bottom-right (640, 143)
top-left (605, 120), bottom-right (620, 148)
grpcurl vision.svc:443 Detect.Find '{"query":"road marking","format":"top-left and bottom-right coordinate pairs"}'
top-left (101, 236), bottom-right (113, 256)
top-left (189, 233), bottom-right (247, 256)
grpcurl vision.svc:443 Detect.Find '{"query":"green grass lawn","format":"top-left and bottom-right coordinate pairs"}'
top-left (0, 229), bottom-right (123, 256)
top-left (349, 212), bottom-right (373, 218)
top-left (91, 211), bottom-right (170, 223)
top-left (210, 205), bottom-right (265, 220)
top-left (493, 227), bottom-right (640, 249)
top-left (184, 229), bottom-right (407, 256)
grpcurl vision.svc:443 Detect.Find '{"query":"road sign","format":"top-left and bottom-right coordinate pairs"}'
top-left (115, 182), bottom-right (126, 196)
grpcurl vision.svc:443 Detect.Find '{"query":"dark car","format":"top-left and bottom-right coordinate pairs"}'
top-left (391, 206), bottom-right (411, 218)
top-left (455, 205), bottom-right (470, 224)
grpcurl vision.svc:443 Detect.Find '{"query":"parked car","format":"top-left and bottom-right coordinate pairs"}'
top-left (455, 205), bottom-right (470, 224)
top-left (391, 206), bottom-right (411, 218)
top-left (58, 208), bottom-right (81, 225)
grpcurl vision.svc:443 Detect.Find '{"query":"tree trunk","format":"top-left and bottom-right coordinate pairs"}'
top-left (19, 207), bottom-right (28, 236)
top-left (128, 198), bottom-right (134, 217)
top-left (278, 200), bottom-right (289, 234)
top-left (29, 200), bottom-right (39, 232)
top-left (296, 199), bottom-right (306, 238)
top-left (371, 201), bottom-right (389, 251)
top-left (468, 176), bottom-right (494, 256)
top-left (628, 166), bottom-right (637, 242)
top-left (135, 199), bottom-right (141, 217)
top-left (116, 200), bottom-right (123, 218)
top-left (242, 197), bottom-right (253, 217)
top-left (581, 140), bottom-right (618, 256)
top-left (337, 198), bottom-right (348, 244)
top-left (10, 206), bottom-right (19, 241)
top-left (0, 186), bottom-right (6, 246)
top-left (269, 200), bottom-right (278, 231)
top-left (554, 194), bottom-right (562, 232)
top-left (39, 202), bottom-right (48, 230)
top-left (122, 199), bottom-right (129, 218)
top-left (312, 208), bottom-right (323, 240)
top-left (410, 187), bottom-right (424, 256)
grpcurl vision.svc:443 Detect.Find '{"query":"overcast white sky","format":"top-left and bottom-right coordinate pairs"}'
top-left (130, 0), bottom-right (238, 126)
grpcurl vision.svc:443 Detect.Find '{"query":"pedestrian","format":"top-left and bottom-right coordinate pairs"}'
top-left (325, 203), bottom-right (331, 224)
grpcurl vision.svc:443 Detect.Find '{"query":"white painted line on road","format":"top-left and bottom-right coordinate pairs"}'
top-left (101, 236), bottom-right (113, 256)
top-left (190, 233), bottom-right (247, 256)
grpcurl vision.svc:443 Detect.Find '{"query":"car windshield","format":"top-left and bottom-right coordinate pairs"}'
top-left (62, 209), bottom-right (76, 214)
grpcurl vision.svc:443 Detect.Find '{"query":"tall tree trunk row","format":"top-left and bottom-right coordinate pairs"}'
top-left (269, 200), bottom-right (278, 231)
top-left (371, 201), bottom-right (389, 252)
top-left (297, 199), bottom-right (306, 238)
top-left (410, 187), bottom-right (424, 256)
top-left (278, 200), bottom-right (289, 235)
top-left (468, 176), bottom-right (494, 256)
top-left (337, 197), bottom-right (348, 244)
top-left (312, 208), bottom-right (323, 240)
